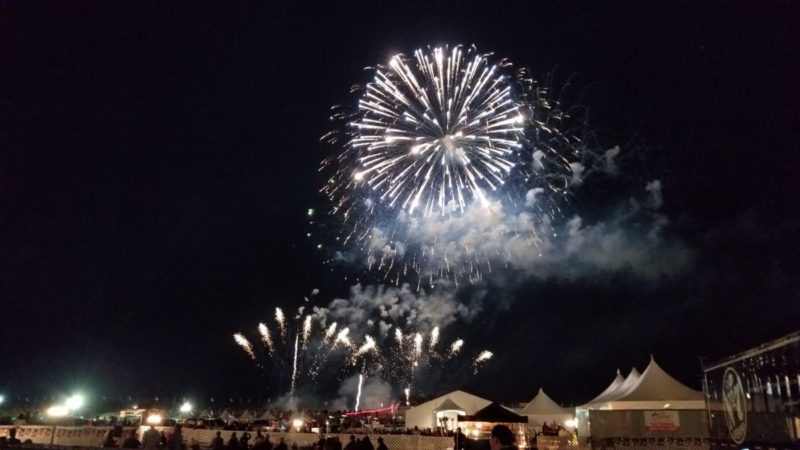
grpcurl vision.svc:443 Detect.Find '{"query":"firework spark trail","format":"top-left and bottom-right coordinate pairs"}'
top-left (233, 333), bottom-right (255, 359)
top-left (335, 327), bottom-right (352, 348)
top-left (275, 308), bottom-right (286, 338)
top-left (404, 387), bottom-right (411, 406)
top-left (323, 322), bottom-right (338, 343)
top-left (449, 338), bottom-right (464, 357)
top-left (258, 323), bottom-right (274, 353)
top-left (429, 326), bottom-right (440, 351)
top-left (290, 334), bottom-right (299, 400)
top-left (355, 335), bottom-right (377, 357)
top-left (234, 303), bottom-right (496, 400)
top-left (302, 315), bottom-right (312, 348)
top-left (473, 350), bottom-right (493, 374)
top-left (413, 333), bottom-right (423, 357)
top-left (355, 374), bottom-right (364, 411)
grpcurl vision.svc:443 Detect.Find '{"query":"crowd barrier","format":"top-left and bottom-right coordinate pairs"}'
top-left (588, 437), bottom-right (711, 450)
top-left (0, 426), bottom-right (138, 447)
top-left (535, 436), bottom-right (590, 450)
top-left (0, 427), bottom-right (455, 450)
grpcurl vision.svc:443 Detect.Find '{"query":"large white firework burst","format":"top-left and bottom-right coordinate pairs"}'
top-left (350, 45), bottom-right (526, 216)
top-left (321, 44), bottom-right (591, 286)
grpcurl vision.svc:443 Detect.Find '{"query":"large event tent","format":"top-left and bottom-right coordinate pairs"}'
top-left (519, 388), bottom-right (574, 431)
top-left (577, 358), bottom-right (705, 435)
top-left (582, 357), bottom-right (704, 410)
top-left (404, 390), bottom-right (492, 431)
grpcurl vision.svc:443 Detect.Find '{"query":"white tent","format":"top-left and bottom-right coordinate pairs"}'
top-left (583, 370), bottom-right (624, 407)
top-left (257, 410), bottom-right (275, 421)
top-left (219, 409), bottom-right (237, 423)
top-left (405, 390), bottom-right (491, 431)
top-left (519, 388), bottom-right (574, 432)
top-left (603, 357), bottom-right (705, 410)
top-left (581, 358), bottom-right (704, 411)
top-left (576, 357), bottom-right (707, 438)
top-left (238, 410), bottom-right (255, 422)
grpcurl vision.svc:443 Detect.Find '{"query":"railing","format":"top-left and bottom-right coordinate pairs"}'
top-left (535, 436), bottom-right (590, 450)
top-left (0, 426), bottom-right (455, 450)
top-left (588, 437), bottom-right (711, 450)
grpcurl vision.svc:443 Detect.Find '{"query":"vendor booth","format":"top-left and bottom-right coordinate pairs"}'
top-left (458, 403), bottom-right (529, 447)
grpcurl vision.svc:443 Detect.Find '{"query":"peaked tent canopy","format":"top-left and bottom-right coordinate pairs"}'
top-left (459, 403), bottom-right (528, 423)
top-left (582, 370), bottom-right (624, 407)
top-left (582, 357), bottom-right (705, 410)
top-left (257, 410), bottom-right (275, 421)
top-left (435, 398), bottom-right (465, 412)
top-left (604, 357), bottom-right (705, 410)
top-left (519, 388), bottom-right (574, 432)
top-left (521, 389), bottom-right (574, 416)
top-left (219, 409), bottom-right (236, 423)
top-left (579, 368), bottom-right (639, 409)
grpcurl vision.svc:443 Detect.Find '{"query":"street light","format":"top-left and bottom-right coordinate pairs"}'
top-left (66, 394), bottom-right (84, 411)
top-left (146, 414), bottom-right (162, 425)
top-left (47, 405), bottom-right (69, 417)
top-left (180, 402), bottom-right (192, 413)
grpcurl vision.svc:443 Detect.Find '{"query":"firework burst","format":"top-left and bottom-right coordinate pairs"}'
top-left (321, 44), bottom-right (592, 286)
top-left (233, 304), bottom-right (492, 399)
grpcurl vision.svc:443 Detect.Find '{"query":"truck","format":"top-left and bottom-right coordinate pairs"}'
top-left (703, 330), bottom-right (800, 449)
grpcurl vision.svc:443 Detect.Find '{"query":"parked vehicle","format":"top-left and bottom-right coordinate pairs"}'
top-left (703, 330), bottom-right (800, 449)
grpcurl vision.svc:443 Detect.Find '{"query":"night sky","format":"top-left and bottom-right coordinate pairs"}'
top-left (2, 1), bottom-right (799, 409)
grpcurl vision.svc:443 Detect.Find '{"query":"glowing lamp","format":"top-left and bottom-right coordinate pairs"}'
top-left (66, 394), bottom-right (84, 410)
top-left (564, 419), bottom-right (577, 428)
top-left (292, 419), bottom-right (303, 430)
top-left (146, 414), bottom-right (163, 425)
top-left (180, 402), bottom-right (192, 413)
top-left (47, 405), bottom-right (69, 417)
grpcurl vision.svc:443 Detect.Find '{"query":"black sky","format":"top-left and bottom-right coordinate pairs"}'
top-left (1, 1), bottom-right (799, 408)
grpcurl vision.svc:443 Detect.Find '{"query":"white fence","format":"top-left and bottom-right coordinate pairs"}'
top-left (0, 426), bottom-right (454, 450)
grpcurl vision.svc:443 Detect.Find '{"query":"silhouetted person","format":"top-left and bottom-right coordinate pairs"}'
top-left (360, 437), bottom-right (373, 450)
top-left (227, 433), bottom-right (240, 450)
top-left (376, 438), bottom-right (387, 450)
top-left (142, 426), bottom-right (160, 450)
top-left (7, 429), bottom-right (21, 446)
top-left (123, 430), bottom-right (142, 449)
top-left (240, 431), bottom-right (251, 449)
top-left (274, 437), bottom-right (287, 450)
top-left (211, 432), bottom-right (224, 450)
top-left (454, 428), bottom-right (468, 450)
top-left (489, 425), bottom-right (516, 450)
top-left (103, 430), bottom-right (118, 448)
top-left (169, 425), bottom-right (183, 450)
top-left (160, 431), bottom-right (168, 449)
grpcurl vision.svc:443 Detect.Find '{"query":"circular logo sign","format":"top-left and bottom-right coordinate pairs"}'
top-left (722, 367), bottom-right (747, 444)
